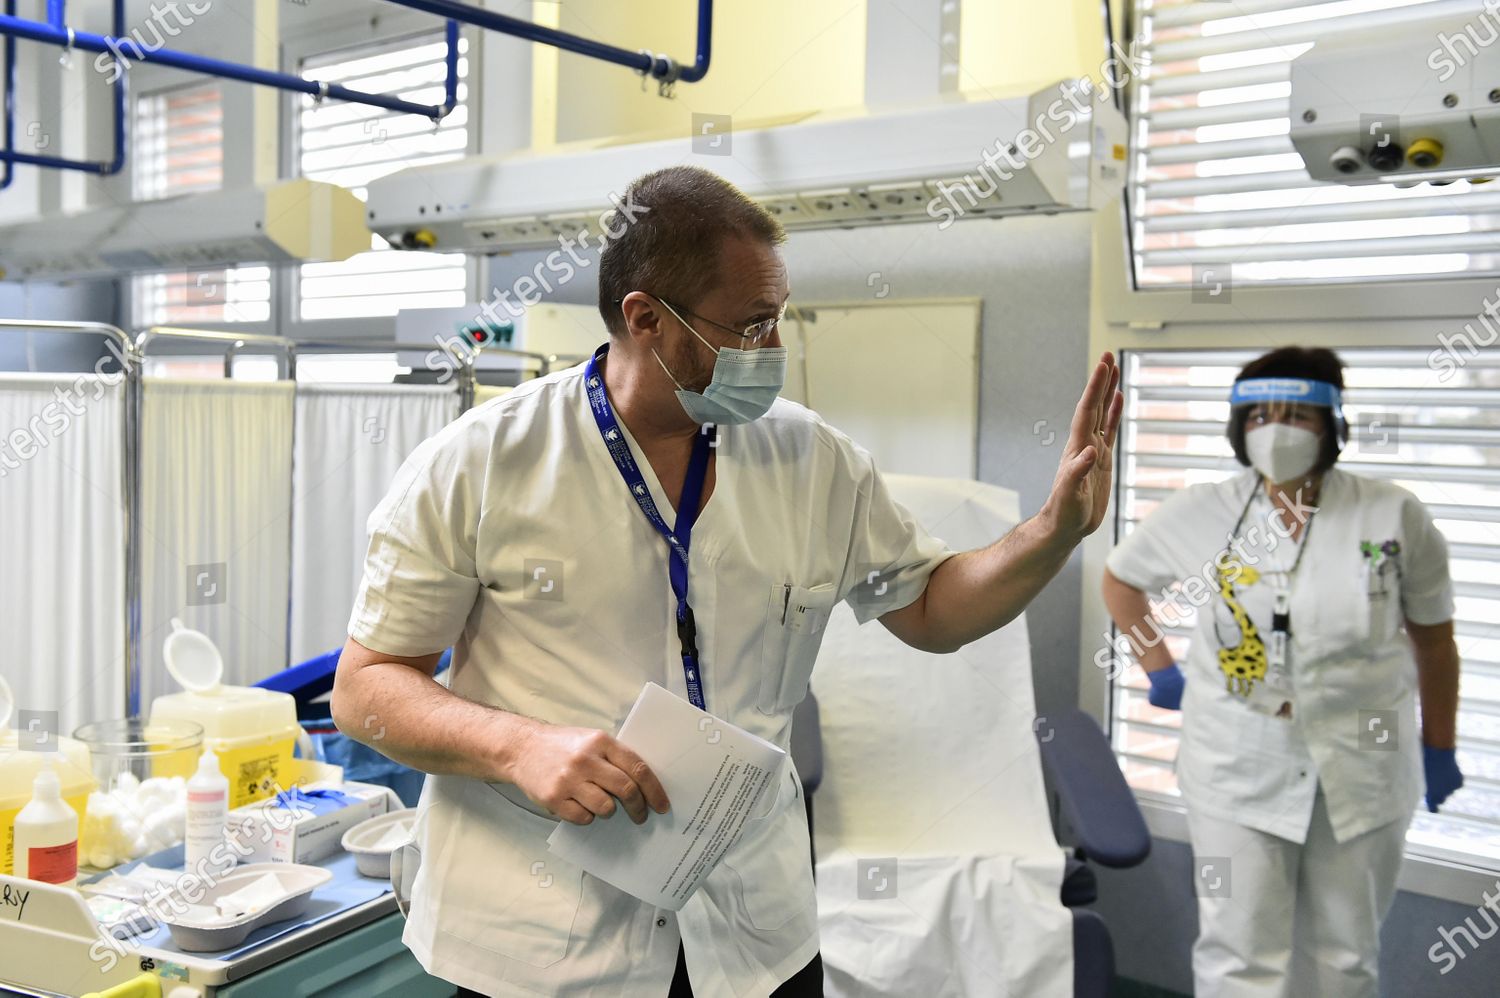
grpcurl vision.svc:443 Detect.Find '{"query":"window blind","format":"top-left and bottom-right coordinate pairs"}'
top-left (296, 33), bottom-right (471, 320)
top-left (1132, 0), bottom-right (1500, 289)
top-left (133, 80), bottom-right (223, 200)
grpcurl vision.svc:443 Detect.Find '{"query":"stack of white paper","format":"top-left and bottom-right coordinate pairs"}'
top-left (547, 683), bottom-right (786, 910)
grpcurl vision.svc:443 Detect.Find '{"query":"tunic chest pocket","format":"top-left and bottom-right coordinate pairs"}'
top-left (759, 582), bottom-right (839, 714)
top-left (1358, 551), bottom-right (1403, 647)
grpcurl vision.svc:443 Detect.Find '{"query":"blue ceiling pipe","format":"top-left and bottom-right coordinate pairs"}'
top-left (1, 1), bottom-right (13, 190)
top-left (0, 0), bottom-right (125, 178)
top-left (0, 9), bottom-right (462, 139)
top-left (381, 0), bottom-right (712, 84)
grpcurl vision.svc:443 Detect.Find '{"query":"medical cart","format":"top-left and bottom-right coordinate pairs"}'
top-left (0, 850), bottom-right (452, 998)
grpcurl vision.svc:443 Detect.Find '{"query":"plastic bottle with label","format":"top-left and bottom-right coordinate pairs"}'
top-left (14, 758), bottom-right (79, 887)
top-left (185, 747), bottom-right (231, 876)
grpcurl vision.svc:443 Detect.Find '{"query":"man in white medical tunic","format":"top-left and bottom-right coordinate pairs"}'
top-left (332, 165), bottom-right (1123, 998)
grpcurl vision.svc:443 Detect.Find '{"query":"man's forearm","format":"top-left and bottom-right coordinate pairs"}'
top-left (332, 662), bottom-right (536, 782)
top-left (914, 513), bottom-right (1078, 652)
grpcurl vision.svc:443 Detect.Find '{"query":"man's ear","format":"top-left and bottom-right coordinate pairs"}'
top-left (619, 291), bottom-right (664, 344)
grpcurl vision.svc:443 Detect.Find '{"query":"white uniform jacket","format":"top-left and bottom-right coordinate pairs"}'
top-left (1107, 468), bottom-right (1454, 844)
top-left (349, 361), bottom-right (954, 996)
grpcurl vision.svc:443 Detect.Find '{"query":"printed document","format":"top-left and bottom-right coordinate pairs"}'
top-left (547, 682), bottom-right (787, 910)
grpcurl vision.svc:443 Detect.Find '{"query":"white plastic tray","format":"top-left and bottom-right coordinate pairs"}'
top-left (159, 862), bottom-right (333, 952)
top-left (340, 809), bottom-right (416, 879)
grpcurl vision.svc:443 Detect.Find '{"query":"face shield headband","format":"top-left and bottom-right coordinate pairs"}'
top-left (1229, 377), bottom-right (1348, 443)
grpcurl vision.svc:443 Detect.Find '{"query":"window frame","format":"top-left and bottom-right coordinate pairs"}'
top-left (124, 79), bottom-right (277, 337)
top-left (1105, 0), bottom-right (1500, 327)
top-left (1088, 17), bottom-right (1500, 895)
top-left (278, 21), bottom-right (482, 342)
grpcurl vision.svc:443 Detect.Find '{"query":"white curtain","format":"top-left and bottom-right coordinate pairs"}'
top-left (138, 379), bottom-right (295, 704)
top-left (0, 374), bottom-right (126, 734)
top-left (289, 384), bottom-right (459, 663)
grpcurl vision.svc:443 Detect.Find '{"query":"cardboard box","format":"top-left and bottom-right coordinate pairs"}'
top-left (226, 781), bottom-right (400, 865)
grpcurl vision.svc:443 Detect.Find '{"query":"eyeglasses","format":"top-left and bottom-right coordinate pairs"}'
top-left (618, 294), bottom-right (784, 346)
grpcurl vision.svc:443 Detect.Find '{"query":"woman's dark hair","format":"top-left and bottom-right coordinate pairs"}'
top-left (1227, 347), bottom-right (1348, 473)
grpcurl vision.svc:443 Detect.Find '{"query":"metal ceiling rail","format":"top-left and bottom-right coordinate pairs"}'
top-left (382, 0), bottom-right (713, 88)
top-left (0, 4), bottom-right (460, 152)
top-left (0, 0), bottom-right (706, 186)
top-left (1, 0), bottom-right (127, 180)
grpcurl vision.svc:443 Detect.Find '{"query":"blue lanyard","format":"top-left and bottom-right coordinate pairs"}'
top-left (585, 345), bottom-right (714, 710)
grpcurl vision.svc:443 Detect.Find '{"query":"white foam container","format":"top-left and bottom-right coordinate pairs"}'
top-left (340, 809), bottom-right (416, 879)
top-left (158, 862), bottom-right (332, 952)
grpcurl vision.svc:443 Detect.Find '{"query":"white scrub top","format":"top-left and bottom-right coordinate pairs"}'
top-left (1107, 468), bottom-right (1454, 845)
top-left (348, 359), bottom-right (954, 997)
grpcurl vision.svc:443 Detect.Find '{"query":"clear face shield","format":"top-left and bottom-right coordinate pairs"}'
top-left (1228, 377), bottom-right (1346, 485)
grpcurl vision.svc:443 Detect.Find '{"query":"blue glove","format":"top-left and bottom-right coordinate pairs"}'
top-left (1146, 663), bottom-right (1185, 711)
top-left (1424, 745), bottom-right (1464, 813)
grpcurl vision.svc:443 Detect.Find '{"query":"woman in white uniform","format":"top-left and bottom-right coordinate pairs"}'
top-left (1101, 347), bottom-right (1464, 998)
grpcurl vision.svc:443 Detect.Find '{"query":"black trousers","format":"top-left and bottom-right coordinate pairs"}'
top-left (668, 943), bottom-right (824, 997)
top-left (455, 946), bottom-right (824, 997)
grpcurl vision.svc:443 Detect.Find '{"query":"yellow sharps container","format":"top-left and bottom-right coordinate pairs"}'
top-left (148, 620), bottom-right (307, 809)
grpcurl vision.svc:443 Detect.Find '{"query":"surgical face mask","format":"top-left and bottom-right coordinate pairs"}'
top-left (652, 302), bottom-right (787, 425)
top-left (1245, 422), bottom-right (1321, 484)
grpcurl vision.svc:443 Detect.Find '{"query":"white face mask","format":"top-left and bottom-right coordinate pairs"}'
top-left (1245, 423), bottom-right (1321, 484)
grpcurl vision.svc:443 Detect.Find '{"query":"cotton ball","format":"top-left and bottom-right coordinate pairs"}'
top-left (160, 802), bottom-right (187, 846)
top-left (137, 779), bottom-right (173, 810)
top-left (104, 822), bottom-right (130, 852)
top-left (85, 792), bottom-right (117, 816)
top-left (142, 809), bottom-right (179, 850)
top-left (112, 771), bottom-right (140, 795)
top-left (86, 791), bottom-right (120, 821)
top-left (128, 834), bottom-right (149, 860)
top-left (88, 847), bottom-right (117, 869)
